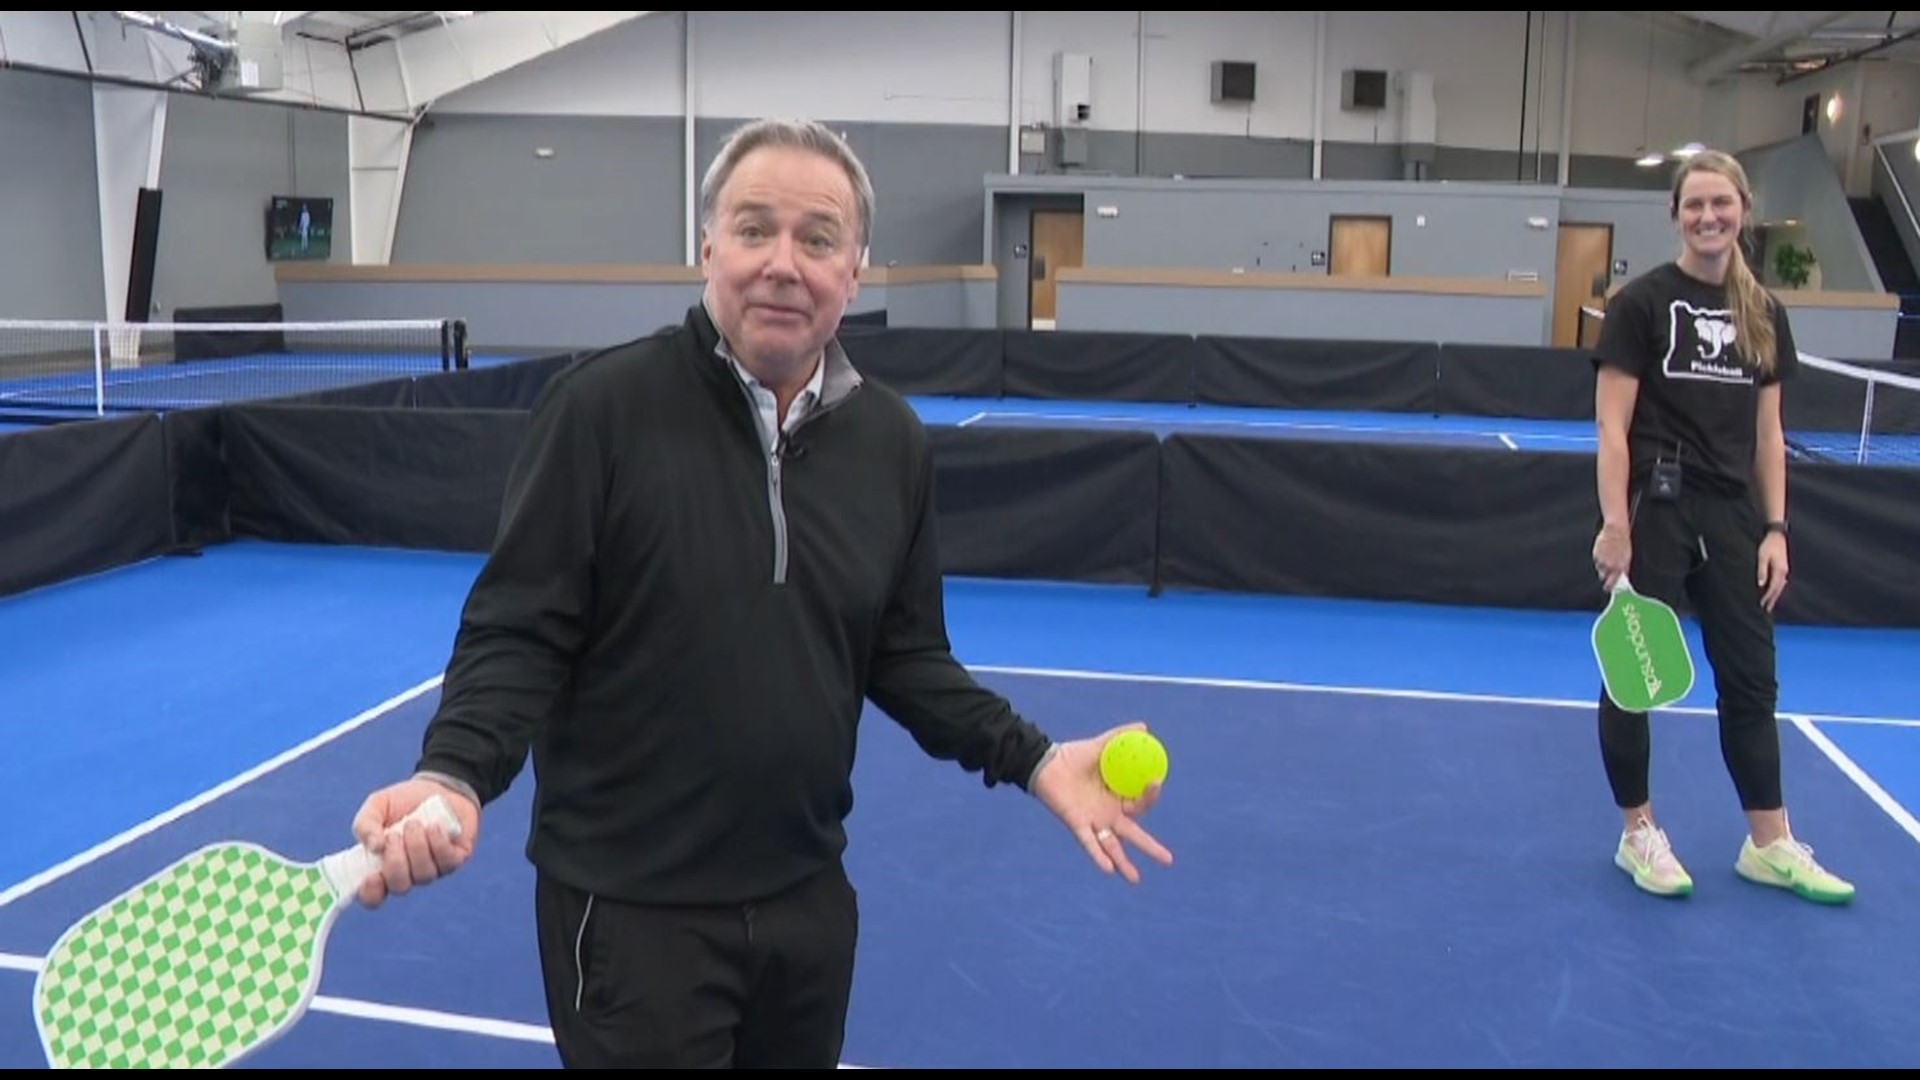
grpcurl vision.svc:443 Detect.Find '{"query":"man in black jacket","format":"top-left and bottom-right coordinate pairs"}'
top-left (346, 116), bottom-right (1173, 1068)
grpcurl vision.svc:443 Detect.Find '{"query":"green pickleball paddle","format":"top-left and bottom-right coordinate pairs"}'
top-left (33, 795), bottom-right (461, 1070)
top-left (1592, 575), bottom-right (1696, 712)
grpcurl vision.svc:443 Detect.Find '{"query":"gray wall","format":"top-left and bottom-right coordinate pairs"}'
top-left (695, 117), bottom-right (1003, 267)
top-left (393, 115), bottom-right (1014, 268)
top-left (1057, 283), bottom-right (1547, 344)
top-left (989, 175), bottom-right (1566, 281)
top-left (1321, 143), bottom-right (1413, 181)
top-left (393, 114), bottom-right (685, 265)
top-left (0, 69), bottom-right (105, 319)
top-left (279, 280), bottom-right (704, 352)
top-left (984, 177), bottom-right (1693, 342)
top-left (1569, 154), bottom-right (1678, 192)
top-left (1781, 302), bottom-right (1897, 361)
top-left (277, 278), bottom-right (905, 353)
top-left (2, 69), bottom-right (1890, 349)
top-left (1015, 128), bottom-right (1685, 189)
top-left (0, 68), bottom-right (351, 324)
top-left (152, 96), bottom-right (350, 317)
top-left (882, 280), bottom-right (998, 329)
top-left (1741, 133), bottom-right (1880, 293)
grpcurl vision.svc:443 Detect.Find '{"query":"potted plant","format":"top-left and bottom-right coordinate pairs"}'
top-left (1773, 243), bottom-right (1818, 290)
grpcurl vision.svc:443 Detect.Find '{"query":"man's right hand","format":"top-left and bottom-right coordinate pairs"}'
top-left (350, 777), bottom-right (481, 909)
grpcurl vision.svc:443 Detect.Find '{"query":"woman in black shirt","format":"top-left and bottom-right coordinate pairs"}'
top-left (1590, 148), bottom-right (1852, 905)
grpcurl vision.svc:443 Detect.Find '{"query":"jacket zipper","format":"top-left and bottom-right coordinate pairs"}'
top-left (764, 388), bottom-right (857, 584)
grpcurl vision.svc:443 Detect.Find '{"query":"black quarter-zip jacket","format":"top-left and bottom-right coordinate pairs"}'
top-left (416, 304), bottom-right (1053, 905)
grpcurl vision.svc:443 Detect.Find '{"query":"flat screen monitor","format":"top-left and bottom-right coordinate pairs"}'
top-left (266, 195), bottom-right (333, 261)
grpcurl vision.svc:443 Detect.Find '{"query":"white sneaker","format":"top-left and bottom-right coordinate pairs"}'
top-left (1615, 821), bottom-right (1694, 897)
top-left (1736, 835), bottom-right (1856, 905)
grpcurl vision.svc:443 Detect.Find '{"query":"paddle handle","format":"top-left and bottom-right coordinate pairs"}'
top-left (320, 794), bottom-right (464, 899)
top-left (1609, 572), bottom-right (1635, 594)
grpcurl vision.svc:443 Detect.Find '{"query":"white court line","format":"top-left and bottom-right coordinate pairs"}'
top-left (1514, 432), bottom-right (1599, 444)
top-left (966, 410), bottom-right (1511, 441)
top-left (0, 950), bottom-right (875, 1065)
top-left (956, 411), bottom-right (988, 427)
top-left (0, 675), bottom-right (879, 1067)
top-left (1791, 714), bottom-right (1920, 845)
top-left (971, 665), bottom-right (1920, 849)
top-left (0, 674), bottom-right (445, 911)
top-left (0, 950), bottom-right (552, 1042)
top-left (969, 663), bottom-right (1920, 729)
top-left (0, 665), bottom-right (1907, 1064)
top-left (1498, 433), bottom-right (1518, 450)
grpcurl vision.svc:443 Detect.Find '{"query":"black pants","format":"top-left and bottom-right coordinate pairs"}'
top-left (535, 863), bottom-right (859, 1069)
top-left (1597, 484), bottom-right (1783, 812)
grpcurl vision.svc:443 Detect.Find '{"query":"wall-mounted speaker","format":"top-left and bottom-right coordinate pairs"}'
top-left (1342, 69), bottom-right (1389, 111)
top-left (125, 187), bottom-right (163, 323)
top-left (1211, 61), bottom-right (1256, 104)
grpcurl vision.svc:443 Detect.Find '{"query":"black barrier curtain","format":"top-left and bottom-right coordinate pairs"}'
top-left (223, 406), bottom-right (529, 552)
top-left (9, 341), bottom-right (1920, 629)
top-left (0, 416), bottom-right (175, 599)
top-left (161, 407), bottom-right (231, 551)
top-left (927, 426), bottom-right (1160, 585)
top-left (281, 376), bottom-right (416, 408)
top-left (1001, 330), bottom-right (1194, 402)
top-left (1435, 344), bottom-right (1596, 420)
top-left (1192, 336), bottom-right (1437, 412)
top-left (413, 352), bottom-right (578, 411)
top-left (1157, 435), bottom-right (1600, 610)
top-left (839, 328), bottom-right (1002, 398)
top-left (1777, 463), bottom-right (1920, 627)
top-left (173, 303), bottom-right (286, 361)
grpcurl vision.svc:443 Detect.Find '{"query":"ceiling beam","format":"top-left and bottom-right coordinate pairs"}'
top-left (1686, 11), bottom-right (1862, 85)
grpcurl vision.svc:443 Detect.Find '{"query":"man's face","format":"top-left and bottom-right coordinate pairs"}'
top-left (701, 144), bottom-right (863, 379)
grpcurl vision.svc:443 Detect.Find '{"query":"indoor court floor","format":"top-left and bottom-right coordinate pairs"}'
top-left (2, 540), bottom-right (1918, 1069)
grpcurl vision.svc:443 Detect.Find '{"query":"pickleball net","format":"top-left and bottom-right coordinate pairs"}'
top-left (1789, 352), bottom-right (1920, 467)
top-left (0, 317), bottom-right (467, 415)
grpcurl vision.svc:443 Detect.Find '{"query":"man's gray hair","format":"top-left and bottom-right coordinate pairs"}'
top-left (700, 118), bottom-right (875, 250)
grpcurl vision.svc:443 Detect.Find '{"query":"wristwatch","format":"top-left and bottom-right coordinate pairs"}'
top-left (1765, 519), bottom-right (1789, 536)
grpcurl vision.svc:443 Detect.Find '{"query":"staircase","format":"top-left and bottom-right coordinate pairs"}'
top-left (1848, 196), bottom-right (1920, 359)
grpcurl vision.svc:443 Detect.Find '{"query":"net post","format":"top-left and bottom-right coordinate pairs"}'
top-left (1858, 380), bottom-right (1876, 465)
top-left (91, 327), bottom-right (106, 416)
top-left (446, 319), bottom-right (469, 371)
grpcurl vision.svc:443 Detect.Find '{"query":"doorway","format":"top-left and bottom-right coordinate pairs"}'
top-left (1553, 223), bottom-right (1613, 348)
top-left (1029, 209), bottom-right (1085, 329)
top-left (1329, 215), bottom-right (1391, 276)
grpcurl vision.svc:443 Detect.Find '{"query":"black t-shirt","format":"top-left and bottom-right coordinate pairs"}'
top-left (1594, 261), bottom-right (1798, 496)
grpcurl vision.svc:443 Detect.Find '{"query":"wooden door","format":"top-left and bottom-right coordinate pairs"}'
top-left (1554, 223), bottom-right (1614, 348)
top-left (1330, 215), bottom-right (1391, 276)
top-left (1029, 209), bottom-right (1085, 327)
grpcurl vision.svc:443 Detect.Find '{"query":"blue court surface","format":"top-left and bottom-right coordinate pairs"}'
top-left (903, 395), bottom-right (1920, 465)
top-left (908, 395), bottom-right (1599, 452)
top-left (7, 377), bottom-right (1914, 467)
top-left (2, 541), bottom-right (1919, 1068)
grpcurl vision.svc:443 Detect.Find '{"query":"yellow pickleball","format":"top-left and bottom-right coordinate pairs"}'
top-left (1099, 730), bottom-right (1169, 799)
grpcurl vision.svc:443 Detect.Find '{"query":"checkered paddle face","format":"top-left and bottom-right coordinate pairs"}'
top-left (35, 843), bottom-right (341, 1069)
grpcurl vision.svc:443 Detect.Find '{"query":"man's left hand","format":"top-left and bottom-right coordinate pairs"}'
top-left (1031, 722), bottom-right (1174, 884)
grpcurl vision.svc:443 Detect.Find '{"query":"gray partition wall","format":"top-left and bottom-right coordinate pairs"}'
top-left (393, 113), bottom-right (687, 266)
top-left (0, 69), bottom-right (106, 319)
